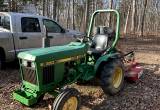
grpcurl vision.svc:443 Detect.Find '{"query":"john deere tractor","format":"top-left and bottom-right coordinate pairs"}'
top-left (13, 9), bottom-right (124, 110)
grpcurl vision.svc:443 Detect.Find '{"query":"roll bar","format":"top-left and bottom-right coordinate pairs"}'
top-left (87, 9), bottom-right (120, 50)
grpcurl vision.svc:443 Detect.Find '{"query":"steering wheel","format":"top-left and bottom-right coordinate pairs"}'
top-left (76, 37), bottom-right (84, 42)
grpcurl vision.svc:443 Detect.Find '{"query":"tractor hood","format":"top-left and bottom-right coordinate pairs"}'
top-left (18, 42), bottom-right (87, 62)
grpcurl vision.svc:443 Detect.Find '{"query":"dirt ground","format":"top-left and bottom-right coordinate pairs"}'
top-left (0, 36), bottom-right (160, 110)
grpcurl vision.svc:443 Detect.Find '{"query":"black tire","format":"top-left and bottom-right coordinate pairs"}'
top-left (100, 59), bottom-right (124, 95)
top-left (76, 80), bottom-right (89, 85)
top-left (37, 94), bottom-right (45, 103)
top-left (0, 54), bottom-right (5, 70)
top-left (53, 88), bottom-right (81, 110)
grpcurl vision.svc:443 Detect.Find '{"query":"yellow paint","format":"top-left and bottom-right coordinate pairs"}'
top-left (55, 57), bottom-right (72, 64)
top-left (46, 61), bottom-right (55, 65)
top-left (112, 67), bottom-right (123, 88)
top-left (62, 97), bottom-right (78, 110)
top-left (40, 54), bottom-right (85, 67)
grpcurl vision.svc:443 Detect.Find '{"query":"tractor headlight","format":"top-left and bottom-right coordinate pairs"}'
top-left (31, 62), bottom-right (35, 68)
top-left (22, 60), bottom-right (35, 68)
top-left (22, 60), bottom-right (27, 67)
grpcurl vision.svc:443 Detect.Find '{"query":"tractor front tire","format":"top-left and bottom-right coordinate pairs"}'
top-left (100, 59), bottom-right (124, 95)
top-left (53, 88), bottom-right (81, 110)
top-left (37, 94), bottom-right (45, 103)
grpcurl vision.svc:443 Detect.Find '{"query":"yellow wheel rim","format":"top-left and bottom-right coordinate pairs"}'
top-left (62, 96), bottom-right (78, 110)
top-left (112, 67), bottom-right (123, 88)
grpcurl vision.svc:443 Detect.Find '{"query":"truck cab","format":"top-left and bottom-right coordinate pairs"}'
top-left (0, 12), bottom-right (83, 69)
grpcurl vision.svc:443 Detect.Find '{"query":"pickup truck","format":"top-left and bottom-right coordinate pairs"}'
top-left (0, 12), bottom-right (83, 69)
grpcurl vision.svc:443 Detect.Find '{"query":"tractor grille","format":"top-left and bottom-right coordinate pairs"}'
top-left (22, 66), bottom-right (37, 84)
top-left (42, 65), bottom-right (54, 85)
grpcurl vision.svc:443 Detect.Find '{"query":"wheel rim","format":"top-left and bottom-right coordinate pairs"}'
top-left (112, 67), bottom-right (123, 88)
top-left (62, 96), bottom-right (78, 110)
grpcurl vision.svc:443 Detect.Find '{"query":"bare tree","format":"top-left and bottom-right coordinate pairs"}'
top-left (3, 0), bottom-right (159, 35)
top-left (105, 0), bottom-right (113, 26)
top-left (124, 5), bottom-right (131, 34)
top-left (131, 0), bottom-right (136, 32)
top-left (84, 0), bottom-right (90, 32)
top-left (53, 0), bottom-right (57, 20)
top-left (141, 0), bottom-right (148, 36)
top-left (46, 0), bottom-right (49, 17)
top-left (72, 0), bottom-right (75, 29)
top-left (67, 0), bottom-right (71, 28)
top-left (42, 0), bottom-right (46, 16)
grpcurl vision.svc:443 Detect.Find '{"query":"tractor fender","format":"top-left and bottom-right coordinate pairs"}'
top-left (94, 52), bottom-right (120, 73)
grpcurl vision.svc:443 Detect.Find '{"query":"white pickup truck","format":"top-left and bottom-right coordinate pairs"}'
top-left (0, 12), bottom-right (83, 69)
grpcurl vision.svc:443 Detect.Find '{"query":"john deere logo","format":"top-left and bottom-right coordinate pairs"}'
top-left (40, 54), bottom-right (85, 67)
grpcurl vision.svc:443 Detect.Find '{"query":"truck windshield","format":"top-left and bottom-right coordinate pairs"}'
top-left (0, 15), bottom-right (10, 30)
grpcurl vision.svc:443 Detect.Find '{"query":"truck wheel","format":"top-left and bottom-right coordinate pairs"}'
top-left (53, 88), bottom-right (81, 110)
top-left (0, 54), bottom-right (5, 70)
top-left (100, 59), bottom-right (124, 95)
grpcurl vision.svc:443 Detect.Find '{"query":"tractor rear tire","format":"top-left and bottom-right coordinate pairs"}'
top-left (100, 59), bottom-right (124, 95)
top-left (53, 88), bottom-right (81, 110)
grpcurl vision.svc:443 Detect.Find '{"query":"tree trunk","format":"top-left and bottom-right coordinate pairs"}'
top-left (84, 0), bottom-right (90, 32)
top-left (67, 0), bottom-right (70, 28)
top-left (124, 5), bottom-right (131, 34)
top-left (72, 0), bottom-right (75, 30)
top-left (53, 0), bottom-right (57, 20)
top-left (56, 1), bottom-right (60, 22)
top-left (46, 0), bottom-right (49, 17)
top-left (105, 0), bottom-right (113, 27)
top-left (155, 0), bottom-right (159, 36)
top-left (137, 12), bottom-right (141, 34)
top-left (8, 0), bottom-right (11, 11)
top-left (131, 0), bottom-right (136, 32)
top-left (42, 0), bottom-right (46, 16)
top-left (140, 0), bottom-right (147, 36)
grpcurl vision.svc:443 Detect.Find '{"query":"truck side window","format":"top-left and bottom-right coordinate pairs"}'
top-left (0, 15), bottom-right (10, 30)
top-left (21, 17), bottom-right (41, 32)
top-left (43, 19), bottom-right (62, 33)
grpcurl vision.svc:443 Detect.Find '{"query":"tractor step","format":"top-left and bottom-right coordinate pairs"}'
top-left (13, 89), bottom-right (37, 106)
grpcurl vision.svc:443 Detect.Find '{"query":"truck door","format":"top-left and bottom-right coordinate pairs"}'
top-left (43, 19), bottom-right (65, 46)
top-left (17, 17), bottom-right (43, 52)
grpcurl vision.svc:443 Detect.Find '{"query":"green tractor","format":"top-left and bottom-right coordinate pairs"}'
top-left (13, 9), bottom-right (125, 109)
